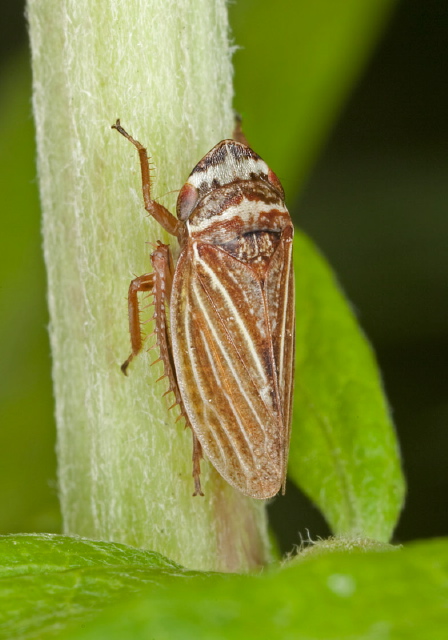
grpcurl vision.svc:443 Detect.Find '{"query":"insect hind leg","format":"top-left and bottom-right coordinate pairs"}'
top-left (192, 433), bottom-right (204, 497)
top-left (151, 245), bottom-right (204, 497)
top-left (123, 243), bottom-right (204, 496)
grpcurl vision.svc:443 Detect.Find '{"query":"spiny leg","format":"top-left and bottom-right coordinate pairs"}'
top-left (112, 119), bottom-right (182, 238)
top-left (122, 242), bottom-right (204, 496)
top-left (150, 244), bottom-right (202, 496)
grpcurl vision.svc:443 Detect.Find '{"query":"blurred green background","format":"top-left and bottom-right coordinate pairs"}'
top-left (0, 0), bottom-right (447, 553)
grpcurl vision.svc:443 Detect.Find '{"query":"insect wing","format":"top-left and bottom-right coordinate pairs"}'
top-left (171, 229), bottom-right (294, 499)
top-left (265, 226), bottom-right (295, 468)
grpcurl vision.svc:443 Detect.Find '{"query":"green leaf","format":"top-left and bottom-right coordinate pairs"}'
top-left (289, 231), bottom-right (405, 541)
top-left (0, 534), bottom-right (200, 639)
top-left (62, 538), bottom-right (448, 639)
top-left (2, 535), bottom-right (445, 639)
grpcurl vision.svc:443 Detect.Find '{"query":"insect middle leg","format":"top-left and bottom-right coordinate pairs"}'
top-left (122, 242), bottom-right (176, 380)
top-left (121, 273), bottom-right (155, 375)
top-left (122, 242), bottom-right (204, 496)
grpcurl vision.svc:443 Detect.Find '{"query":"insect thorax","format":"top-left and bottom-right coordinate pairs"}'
top-left (220, 229), bottom-right (281, 266)
top-left (185, 180), bottom-right (290, 271)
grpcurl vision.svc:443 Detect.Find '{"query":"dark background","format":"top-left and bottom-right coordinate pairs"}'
top-left (1, 0), bottom-right (447, 552)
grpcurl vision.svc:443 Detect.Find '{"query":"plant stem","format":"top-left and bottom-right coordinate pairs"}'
top-left (27, 0), bottom-right (270, 572)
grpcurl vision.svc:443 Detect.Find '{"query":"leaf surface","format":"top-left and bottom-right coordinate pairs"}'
top-left (2, 535), bottom-right (446, 639)
top-left (289, 231), bottom-right (405, 540)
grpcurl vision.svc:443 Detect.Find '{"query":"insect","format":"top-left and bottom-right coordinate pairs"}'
top-left (112, 119), bottom-right (295, 499)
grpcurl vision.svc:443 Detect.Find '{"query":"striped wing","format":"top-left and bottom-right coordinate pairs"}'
top-left (171, 231), bottom-right (294, 499)
top-left (265, 227), bottom-right (295, 474)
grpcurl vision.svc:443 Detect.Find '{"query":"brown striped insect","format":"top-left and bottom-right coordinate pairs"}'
top-left (112, 120), bottom-right (294, 499)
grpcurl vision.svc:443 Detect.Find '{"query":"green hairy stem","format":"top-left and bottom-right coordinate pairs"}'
top-left (27, 0), bottom-right (270, 572)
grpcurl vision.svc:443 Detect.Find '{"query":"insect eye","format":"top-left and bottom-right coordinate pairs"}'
top-left (177, 182), bottom-right (200, 221)
top-left (267, 168), bottom-right (285, 200)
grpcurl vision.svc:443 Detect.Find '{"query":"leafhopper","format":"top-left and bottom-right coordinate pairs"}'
top-left (113, 120), bottom-right (294, 499)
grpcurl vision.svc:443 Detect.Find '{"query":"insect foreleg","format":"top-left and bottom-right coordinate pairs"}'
top-left (112, 120), bottom-right (182, 238)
